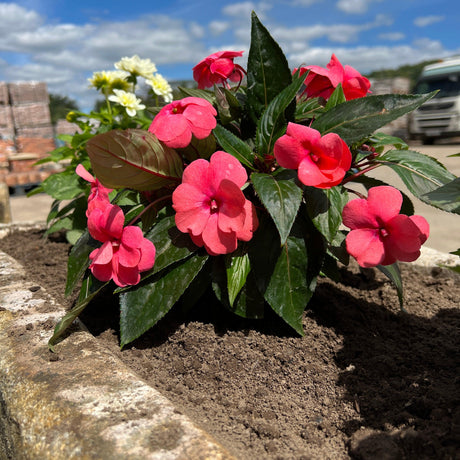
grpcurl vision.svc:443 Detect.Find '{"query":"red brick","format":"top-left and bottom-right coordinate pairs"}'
top-left (12, 103), bottom-right (51, 128)
top-left (8, 82), bottom-right (49, 105)
top-left (16, 137), bottom-right (55, 155)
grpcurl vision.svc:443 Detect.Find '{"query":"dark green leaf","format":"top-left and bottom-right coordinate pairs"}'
top-left (295, 97), bottom-right (324, 122)
top-left (145, 214), bottom-right (198, 275)
top-left (65, 230), bottom-right (99, 296)
top-left (248, 213), bottom-right (282, 295)
top-left (325, 84), bottom-right (346, 110)
top-left (312, 92), bottom-right (437, 144)
top-left (41, 170), bottom-right (85, 200)
top-left (246, 11), bottom-right (292, 123)
top-left (230, 270), bottom-right (265, 319)
top-left (264, 234), bottom-right (308, 336)
top-left (379, 149), bottom-right (456, 208)
top-left (252, 171), bottom-right (303, 244)
top-left (422, 177), bottom-right (460, 214)
top-left (119, 254), bottom-right (208, 347)
top-left (226, 252), bottom-right (251, 307)
top-left (213, 124), bottom-right (255, 169)
top-left (49, 275), bottom-right (108, 351)
top-left (304, 186), bottom-right (349, 243)
top-left (369, 132), bottom-right (408, 150)
top-left (377, 263), bottom-right (404, 310)
top-left (178, 86), bottom-right (216, 104)
top-left (256, 72), bottom-right (305, 155)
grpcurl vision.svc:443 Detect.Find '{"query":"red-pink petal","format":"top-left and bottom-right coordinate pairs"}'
top-left (76, 164), bottom-right (95, 183)
top-left (172, 183), bottom-right (210, 235)
top-left (180, 158), bottom-right (213, 192)
top-left (346, 228), bottom-right (385, 268)
top-left (209, 151), bottom-right (247, 189)
top-left (89, 261), bottom-right (114, 282)
top-left (367, 186), bottom-right (402, 224)
top-left (409, 215), bottom-right (430, 244)
top-left (274, 134), bottom-right (304, 170)
top-left (386, 214), bottom-right (425, 253)
top-left (215, 179), bottom-right (246, 233)
top-left (137, 238), bottom-right (156, 272)
top-left (236, 200), bottom-right (259, 241)
top-left (201, 213), bottom-right (238, 255)
top-left (297, 156), bottom-right (329, 187)
top-left (149, 112), bottom-right (191, 148)
top-left (342, 198), bottom-right (379, 230)
top-left (121, 226), bottom-right (144, 249)
top-left (117, 245), bottom-right (141, 268)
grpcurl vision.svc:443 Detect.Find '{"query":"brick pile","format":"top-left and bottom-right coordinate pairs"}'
top-left (0, 81), bottom-right (57, 187)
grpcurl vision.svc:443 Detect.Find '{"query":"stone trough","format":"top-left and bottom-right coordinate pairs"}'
top-left (0, 223), bottom-right (234, 460)
top-left (1, 223), bottom-right (459, 459)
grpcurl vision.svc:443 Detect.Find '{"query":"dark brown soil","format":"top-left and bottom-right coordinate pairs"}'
top-left (1, 229), bottom-right (459, 459)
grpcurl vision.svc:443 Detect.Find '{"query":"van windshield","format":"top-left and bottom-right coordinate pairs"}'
top-left (414, 73), bottom-right (460, 97)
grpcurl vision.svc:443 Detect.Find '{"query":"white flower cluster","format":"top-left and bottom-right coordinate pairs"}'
top-left (88, 55), bottom-right (173, 117)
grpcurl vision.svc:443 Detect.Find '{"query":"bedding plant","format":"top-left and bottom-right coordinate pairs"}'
top-left (39, 13), bottom-right (459, 350)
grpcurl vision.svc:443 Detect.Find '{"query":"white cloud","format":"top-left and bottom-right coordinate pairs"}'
top-left (0, 3), bottom-right (43, 34)
top-left (209, 20), bottom-right (230, 36)
top-left (379, 32), bottom-right (405, 41)
top-left (287, 39), bottom-right (457, 74)
top-left (413, 15), bottom-right (445, 27)
top-left (336, 0), bottom-right (381, 14)
top-left (271, 14), bottom-right (392, 49)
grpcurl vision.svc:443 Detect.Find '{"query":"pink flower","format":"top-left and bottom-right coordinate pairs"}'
top-left (342, 186), bottom-right (430, 268)
top-left (172, 151), bottom-right (258, 255)
top-left (87, 204), bottom-right (156, 287)
top-left (76, 164), bottom-right (113, 216)
top-left (273, 122), bottom-right (352, 189)
top-left (193, 50), bottom-right (246, 89)
top-left (148, 97), bottom-right (217, 149)
top-left (296, 54), bottom-right (371, 101)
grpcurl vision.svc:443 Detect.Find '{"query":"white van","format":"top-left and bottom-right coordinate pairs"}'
top-left (407, 56), bottom-right (460, 144)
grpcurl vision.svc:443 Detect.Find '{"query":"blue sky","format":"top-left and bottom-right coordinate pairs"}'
top-left (1, 0), bottom-right (459, 110)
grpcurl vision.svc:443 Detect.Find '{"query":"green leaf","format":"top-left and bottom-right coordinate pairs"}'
top-left (213, 124), bottom-right (255, 169)
top-left (41, 170), bottom-right (85, 200)
top-left (119, 254), bottom-right (208, 347)
top-left (178, 86), bottom-right (216, 104)
top-left (246, 11), bottom-right (292, 123)
top-left (252, 171), bottom-right (303, 244)
top-left (377, 263), bottom-right (404, 311)
top-left (65, 230), bottom-right (99, 296)
top-left (145, 214), bottom-right (198, 275)
top-left (256, 72), bottom-right (305, 156)
top-left (86, 129), bottom-right (183, 191)
top-left (304, 186), bottom-right (349, 243)
top-left (226, 252), bottom-right (251, 307)
top-left (295, 97), bottom-right (324, 122)
top-left (264, 235), bottom-right (308, 336)
top-left (230, 270), bottom-right (266, 319)
top-left (312, 92), bottom-right (437, 144)
top-left (325, 84), bottom-right (346, 110)
top-left (369, 132), bottom-right (408, 150)
top-left (49, 275), bottom-right (108, 351)
top-left (422, 177), bottom-right (460, 214)
top-left (379, 149), bottom-right (456, 208)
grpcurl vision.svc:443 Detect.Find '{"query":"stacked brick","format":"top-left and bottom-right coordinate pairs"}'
top-left (0, 81), bottom-right (57, 187)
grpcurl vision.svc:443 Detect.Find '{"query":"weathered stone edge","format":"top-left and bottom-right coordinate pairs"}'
top-left (0, 223), bottom-right (235, 460)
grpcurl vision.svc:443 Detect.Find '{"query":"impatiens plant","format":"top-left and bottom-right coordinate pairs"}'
top-left (45, 12), bottom-right (459, 351)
